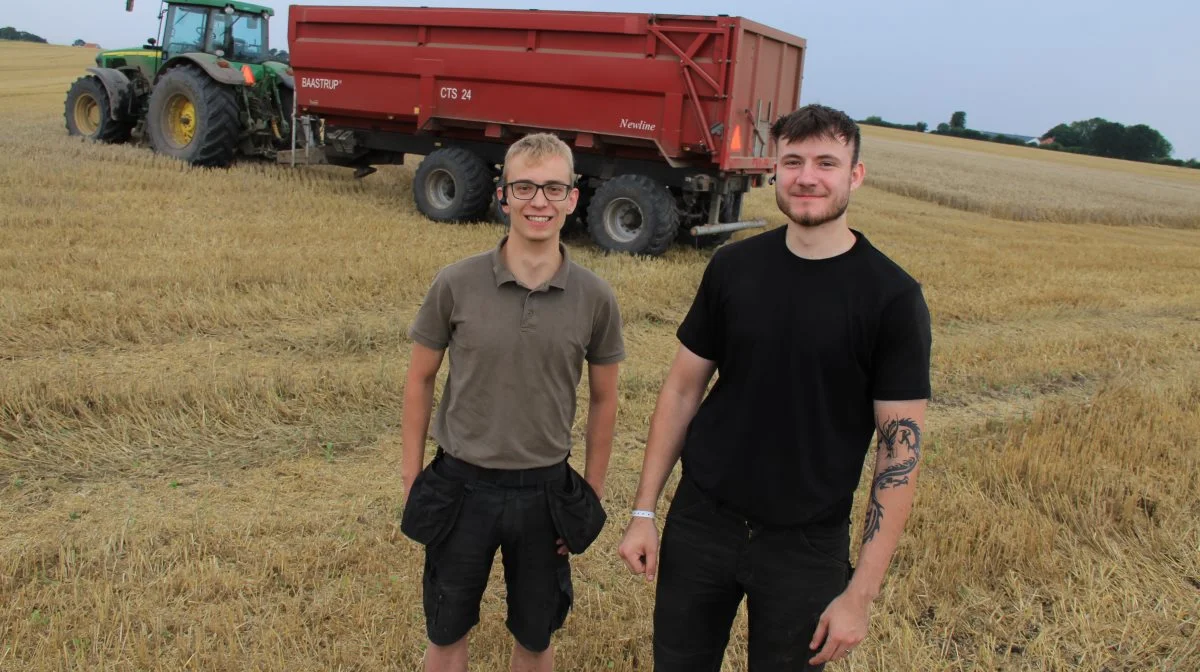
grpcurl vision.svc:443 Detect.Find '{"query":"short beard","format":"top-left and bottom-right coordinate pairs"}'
top-left (777, 190), bottom-right (850, 228)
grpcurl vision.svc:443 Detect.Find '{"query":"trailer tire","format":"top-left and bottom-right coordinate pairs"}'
top-left (588, 175), bottom-right (678, 256)
top-left (413, 148), bottom-right (494, 223)
top-left (677, 190), bottom-right (744, 248)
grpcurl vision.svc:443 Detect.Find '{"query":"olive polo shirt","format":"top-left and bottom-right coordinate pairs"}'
top-left (408, 237), bottom-right (625, 469)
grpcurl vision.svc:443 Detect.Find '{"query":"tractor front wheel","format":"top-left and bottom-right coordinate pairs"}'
top-left (64, 76), bottom-right (132, 143)
top-left (146, 66), bottom-right (240, 166)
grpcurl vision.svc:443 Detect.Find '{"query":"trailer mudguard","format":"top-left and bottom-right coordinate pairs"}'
top-left (85, 67), bottom-right (134, 120)
top-left (160, 55), bottom-right (247, 87)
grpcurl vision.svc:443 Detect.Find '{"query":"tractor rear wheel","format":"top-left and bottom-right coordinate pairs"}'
top-left (64, 76), bottom-right (132, 143)
top-left (146, 65), bottom-right (240, 167)
top-left (587, 175), bottom-right (679, 256)
top-left (413, 148), bottom-right (494, 222)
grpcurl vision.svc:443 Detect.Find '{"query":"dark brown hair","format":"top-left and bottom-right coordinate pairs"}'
top-left (770, 104), bottom-right (861, 165)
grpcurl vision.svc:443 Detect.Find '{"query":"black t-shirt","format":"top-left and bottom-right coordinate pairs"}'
top-left (677, 226), bottom-right (932, 527)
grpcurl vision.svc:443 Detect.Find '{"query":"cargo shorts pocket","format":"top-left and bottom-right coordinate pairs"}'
top-left (401, 462), bottom-right (466, 547)
top-left (546, 466), bottom-right (607, 554)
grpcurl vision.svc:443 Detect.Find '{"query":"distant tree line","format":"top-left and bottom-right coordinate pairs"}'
top-left (1040, 117), bottom-right (1177, 163)
top-left (0, 27), bottom-right (48, 43)
top-left (861, 111), bottom-right (1029, 146)
top-left (932, 111), bottom-right (1033, 146)
top-left (860, 109), bottom-right (1198, 169)
top-left (860, 116), bottom-right (927, 133)
top-left (1153, 156), bottom-right (1200, 169)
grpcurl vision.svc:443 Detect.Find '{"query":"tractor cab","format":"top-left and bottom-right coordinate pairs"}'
top-left (160, 0), bottom-right (273, 64)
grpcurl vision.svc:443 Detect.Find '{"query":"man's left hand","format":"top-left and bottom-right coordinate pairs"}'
top-left (808, 589), bottom-right (870, 665)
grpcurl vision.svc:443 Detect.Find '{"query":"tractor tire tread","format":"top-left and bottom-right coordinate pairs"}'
top-left (64, 75), bottom-right (133, 144)
top-left (148, 65), bottom-right (240, 167)
top-left (413, 147), bottom-right (494, 222)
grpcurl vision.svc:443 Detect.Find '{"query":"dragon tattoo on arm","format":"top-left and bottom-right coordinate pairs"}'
top-left (862, 417), bottom-right (922, 544)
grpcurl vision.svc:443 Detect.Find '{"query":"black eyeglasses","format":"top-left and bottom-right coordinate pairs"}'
top-left (506, 180), bottom-right (572, 201)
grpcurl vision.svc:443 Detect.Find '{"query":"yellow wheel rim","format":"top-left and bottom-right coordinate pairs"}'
top-left (73, 93), bottom-right (100, 135)
top-left (164, 93), bottom-right (196, 147)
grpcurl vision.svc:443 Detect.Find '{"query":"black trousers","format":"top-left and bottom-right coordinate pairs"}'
top-left (654, 475), bottom-right (852, 671)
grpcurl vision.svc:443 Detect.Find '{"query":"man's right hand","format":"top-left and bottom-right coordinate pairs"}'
top-left (617, 517), bottom-right (660, 582)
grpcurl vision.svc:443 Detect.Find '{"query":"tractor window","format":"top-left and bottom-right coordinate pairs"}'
top-left (163, 5), bottom-right (207, 57)
top-left (207, 11), bottom-right (267, 62)
top-left (229, 13), bottom-right (267, 62)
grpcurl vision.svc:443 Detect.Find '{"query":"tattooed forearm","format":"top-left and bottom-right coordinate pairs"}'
top-left (862, 417), bottom-right (922, 544)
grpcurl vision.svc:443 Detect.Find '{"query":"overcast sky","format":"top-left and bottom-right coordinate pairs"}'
top-left (14, 0), bottom-right (1200, 159)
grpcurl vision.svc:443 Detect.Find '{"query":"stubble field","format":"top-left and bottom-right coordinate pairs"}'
top-left (1, 41), bottom-right (1198, 671)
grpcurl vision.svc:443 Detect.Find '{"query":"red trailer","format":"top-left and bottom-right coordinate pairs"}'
top-left (288, 6), bottom-right (806, 255)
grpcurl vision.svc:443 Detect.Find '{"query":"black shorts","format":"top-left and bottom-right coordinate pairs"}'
top-left (402, 451), bottom-right (583, 652)
top-left (653, 475), bottom-right (852, 671)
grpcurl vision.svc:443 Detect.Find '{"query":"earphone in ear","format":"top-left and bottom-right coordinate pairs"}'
top-left (768, 175), bottom-right (777, 185)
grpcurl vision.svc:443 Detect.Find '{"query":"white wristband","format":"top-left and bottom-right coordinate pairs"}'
top-left (631, 509), bottom-right (656, 520)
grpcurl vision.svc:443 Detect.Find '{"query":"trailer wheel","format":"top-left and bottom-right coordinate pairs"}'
top-left (587, 175), bottom-right (679, 256)
top-left (413, 148), bottom-right (493, 223)
top-left (677, 190), bottom-right (744, 248)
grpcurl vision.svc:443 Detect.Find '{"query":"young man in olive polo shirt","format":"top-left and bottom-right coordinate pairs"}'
top-left (400, 133), bottom-right (624, 672)
top-left (618, 105), bottom-right (932, 670)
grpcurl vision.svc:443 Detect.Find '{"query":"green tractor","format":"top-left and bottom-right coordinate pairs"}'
top-left (64, 0), bottom-right (296, 166)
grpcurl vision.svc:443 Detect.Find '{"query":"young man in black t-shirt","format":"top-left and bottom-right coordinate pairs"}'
top-left (618, 105), bottom-right (932, 670)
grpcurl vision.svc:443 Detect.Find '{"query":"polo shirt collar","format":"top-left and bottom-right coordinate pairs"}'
top-left (491, 235), bottom-right (571, 290)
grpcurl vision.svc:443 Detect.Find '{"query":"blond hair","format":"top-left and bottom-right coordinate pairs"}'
top-left (503, 133), bottom-right (575, 183)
